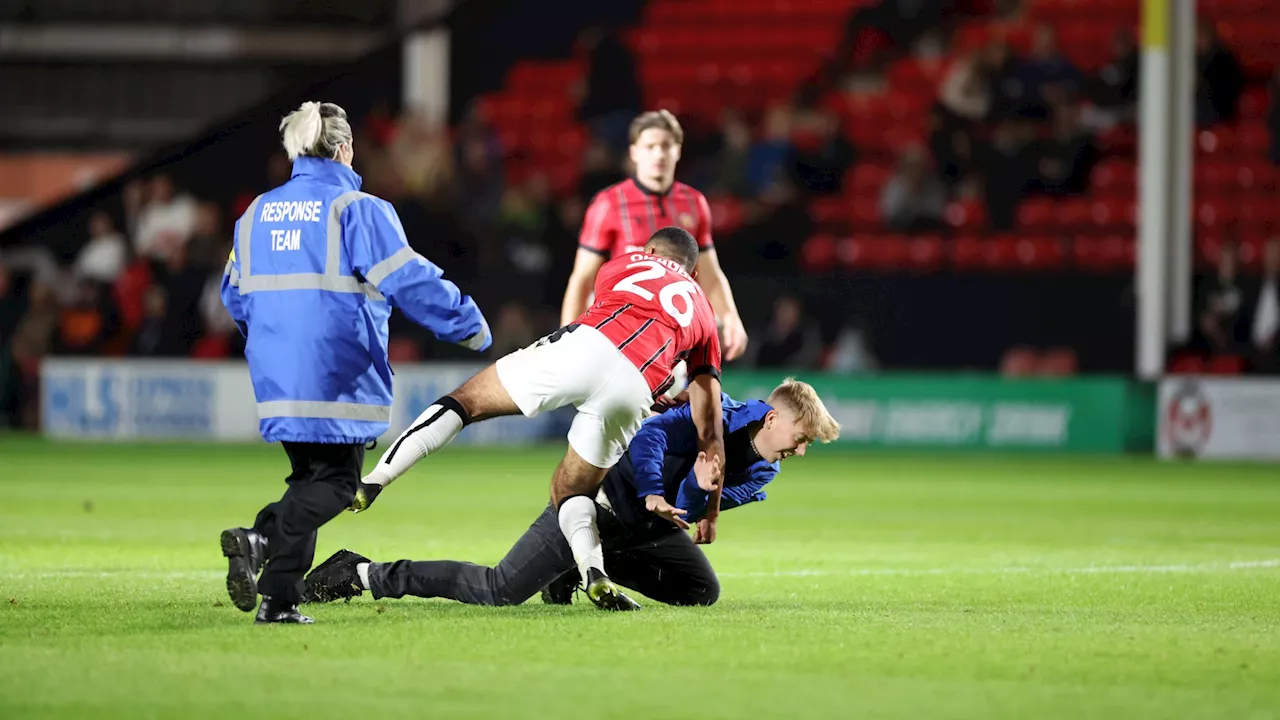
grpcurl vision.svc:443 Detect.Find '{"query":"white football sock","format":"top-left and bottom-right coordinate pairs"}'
top-left (366, 400), bottom-right (466, 487)
top-left (557, 496), bottom-right (605, 585)
top-left (356, 562), bottom-right (371, 591)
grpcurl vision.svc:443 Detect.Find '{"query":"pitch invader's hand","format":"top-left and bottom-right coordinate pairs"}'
top-left (349, 480), bottom-right (382, 513)
top-left (693, 517), bottom-right (717, 544)
top-left (644, 494), bottom-right (690, 529)
top-left (693, 451), bottom-right (722, 493)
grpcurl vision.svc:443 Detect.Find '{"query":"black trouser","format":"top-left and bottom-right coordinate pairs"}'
top-left (368, 504), bottom-right (720, 607)
top-left (253, 442), bottom-right (364, 605)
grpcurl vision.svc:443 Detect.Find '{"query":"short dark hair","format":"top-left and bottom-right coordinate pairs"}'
top-left (646, 226), bottom-right (699, 272)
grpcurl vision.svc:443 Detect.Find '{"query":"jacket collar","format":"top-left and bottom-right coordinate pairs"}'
top-left (291, 156), bottom-right (363, 192)
top-left (724, 395), bottom-right (773, 434)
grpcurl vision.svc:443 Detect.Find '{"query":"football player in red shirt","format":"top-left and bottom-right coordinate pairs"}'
top-left (352, 227), bottom-right (725, 611)
top-left (561, 110), bottom-right (749, 361)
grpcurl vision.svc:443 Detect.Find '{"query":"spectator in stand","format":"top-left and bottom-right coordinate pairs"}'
top-left (133, 175), bottom-right (197, 264)
top-left (790, 111), bottom-right (856, 196)
top-left (7, 279), bottom-right (57, 427)
top-left (0, 257), bottom-right (18, 427)
top-left (132, 286), bottom-right (184, 357)
top-left (488, 301), bottom-right (541, 358)
top-left (186, 202), bottom-right (225, 272)
top-left (140, 243), bottom-right (204, 357)
top-left (826, 320), bottom-right (879, 374)
top-left (1250, 238), bottom-right (1280, 373)
top-left (938, 49), bottom-right (992, 125)
top-left (1086, 28), bottom-right (1139, 128)
top-left (978, 120), bottom-right (1035, 232)
top-left (984, 38), bottom-right (1023, 122)
top-left (828, 0), bottom-right (946, 77)
top-left (748, 106), bottom-right (795, 196)
top-left (392, 112), bottom-right (455, 207)
top-left (1015, 25), bottom-right (1083, 120)
top-left (74, 211), bottom-right (127, 284)
top-left (577, 138), bottom-right (625, 202)
top-left (1266, 69), bottom-right (1280, 165)
top-left (456, 133), bottom-right (505, 236)
top-left (575, 26), bottom-right (642, 154)
top-left (927, 105), bottom-right (973, 189)
top-left (880, 144), bottom-right (946, 232)
top-left (0, 255), bottom-right (19, 344)
top-left (1029, 104), bottom-right (1097, 196)
top-left (749, 295), bottom-right (823, 369)
top-left (53, 278), bottom-right (116, 356)
top-left (709, 110), bottom-right (754, 198)
top-left (1195, 243), bottom-right (1246, 356)
top-left (1195, 20), bottom-right (1244, 126)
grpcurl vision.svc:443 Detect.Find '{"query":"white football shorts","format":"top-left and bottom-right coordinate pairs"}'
top-left (494, 324), bottom-right (653, 469)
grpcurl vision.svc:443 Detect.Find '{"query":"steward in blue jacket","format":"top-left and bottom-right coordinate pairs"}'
top-left (302, 380), bottom-right (841, 609)
top-left (218, 101), bottom-right (490, 625)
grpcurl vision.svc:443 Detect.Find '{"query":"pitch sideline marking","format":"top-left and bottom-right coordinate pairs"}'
top-left (9, 559), bottom-right (1280, 581)
top-left (719, 558), bottom-right (1280, 578)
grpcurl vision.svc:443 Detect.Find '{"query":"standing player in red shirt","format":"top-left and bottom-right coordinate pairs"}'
top-left (351, 227), bottom-right (724, 611)
top-left (562, 110), bottom-right (750, 362)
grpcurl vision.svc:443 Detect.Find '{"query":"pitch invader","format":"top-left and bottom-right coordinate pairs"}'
top-left (354, 226), bottom-right (725, 610)
top-left (562, 110), bottom-right (749, 362)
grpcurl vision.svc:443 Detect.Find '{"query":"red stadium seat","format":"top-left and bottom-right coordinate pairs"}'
top-left (905, 235), bottom-right (946, 273)
top-left (1015, 236), bottom-right (1066, 270)
top-left (951, 235), bottom-right (984, 271)
top-left (801, 234), bottom-right (839, 273)
top-left (1207, 355), bottom-right (1246, 375)
top-left (945, 198), bottom-right (986, 231)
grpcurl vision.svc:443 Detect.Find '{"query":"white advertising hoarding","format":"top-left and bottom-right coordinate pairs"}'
top-left (1158, 377), bottom-right (1280, 461)
top-left (40, 359), bottom-right (570, 445)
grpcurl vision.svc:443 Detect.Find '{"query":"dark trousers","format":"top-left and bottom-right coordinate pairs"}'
top-left (368, 505), bottom-right (721, 607)
top-left (253, 441), bottom-right (364, 605)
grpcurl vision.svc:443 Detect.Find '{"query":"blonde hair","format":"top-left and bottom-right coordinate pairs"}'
top-left (279, 101), bottom-right (353, 161)
top-left (629, 109), bottom-right (684, 145)
top-left (768, 378), bottom-right (841, 443)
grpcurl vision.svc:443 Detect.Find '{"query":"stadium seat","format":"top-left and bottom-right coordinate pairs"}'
top-left (905, 235), bottom-right (946, 273)
top-left (801, 234), bottom-right (839, 273)
top-left (1207, 355), bottom-right (1246, 375)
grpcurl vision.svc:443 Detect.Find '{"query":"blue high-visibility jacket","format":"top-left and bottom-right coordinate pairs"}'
top-left (220, 156), bottom-right (490, 444)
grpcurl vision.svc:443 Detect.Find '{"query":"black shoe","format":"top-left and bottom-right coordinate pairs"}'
top-left (350, 482), bottom-right (382, 513)
top-left (221, 527), bottom-right (267, 612)
top-left (302, 549), bottom-right (370, 604)
top-left (584, 568), bottom-right (641, 612)
top-left (255, 596), bottom-right (313, 624)
top-left (540, 570), bottom-right (580, 605)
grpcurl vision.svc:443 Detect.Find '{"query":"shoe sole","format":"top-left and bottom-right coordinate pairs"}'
top-left (220, 529), bottom-right (258, 612)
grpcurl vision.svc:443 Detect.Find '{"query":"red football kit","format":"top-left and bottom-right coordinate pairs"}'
top-left (579, 179), bottom-right (714, 259)
top-left (576, 251), bottom-right (722, 398)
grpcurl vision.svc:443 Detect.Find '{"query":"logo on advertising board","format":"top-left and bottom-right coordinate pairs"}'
top-left (129, 375), bottom-right (214, 436)
top-left (1164, 380), bottom-right (1212, 457)
top-left (42, 367), bottom-right (215, 438)
top-left (44, 371), bottom-right (122, 436)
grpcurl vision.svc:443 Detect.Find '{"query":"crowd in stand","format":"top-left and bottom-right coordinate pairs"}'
top-left (3, 1), bottom-right (1280, 427)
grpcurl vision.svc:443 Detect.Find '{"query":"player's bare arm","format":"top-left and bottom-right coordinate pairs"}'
top-left (688, 372), bottom-right (726, 507)
top-left (560, 248), bottom-right (606, 326)
top-left (695, 247), bottom-right (748, 362)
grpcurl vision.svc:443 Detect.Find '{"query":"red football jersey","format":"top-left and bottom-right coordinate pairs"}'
top-left (579, 179), bottom-right (714, 259)
top-left (577, 251), bottom-right (722, 397)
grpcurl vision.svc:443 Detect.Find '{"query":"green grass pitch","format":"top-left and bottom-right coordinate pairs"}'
top-left (1, 437), bottom-right (1278, 719)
